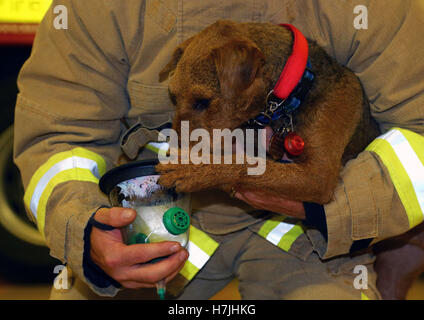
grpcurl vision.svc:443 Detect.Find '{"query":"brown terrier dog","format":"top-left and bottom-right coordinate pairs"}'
top-left (156, 20), bottom-right (379, 203)
top-left (156, 19), bottom-right (424, 300)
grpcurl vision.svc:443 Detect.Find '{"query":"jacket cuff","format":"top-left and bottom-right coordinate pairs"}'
top-left (66, 204), bottom-right (121, 297)
top-left (311, 152), bottom-right (393, 259)
top-left (82, 208), bottom-right (122, 291)
top-left (44, 181), bottom-right (120, 297)
top-left (316, 182), bottom-right (366, 259)
top-left (304, 202), bottom-right (374, 257)
top-left (303, 202), bottom-right (328, 241)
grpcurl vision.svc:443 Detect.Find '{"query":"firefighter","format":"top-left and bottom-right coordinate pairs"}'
top-left (14, 0), bottom-right (424, 299)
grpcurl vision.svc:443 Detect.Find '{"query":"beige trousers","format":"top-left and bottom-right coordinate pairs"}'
top-left (49, 227), bottom-right (381, 300)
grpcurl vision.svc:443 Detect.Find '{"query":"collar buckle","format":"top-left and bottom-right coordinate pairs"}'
top-left (266, 90), bottom-right (285, 113)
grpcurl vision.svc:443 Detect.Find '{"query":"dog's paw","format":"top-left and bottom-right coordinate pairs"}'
top-left (155, 163), bottom-right (179, 188)
top-left (156, 162), bottom-right (208, 193)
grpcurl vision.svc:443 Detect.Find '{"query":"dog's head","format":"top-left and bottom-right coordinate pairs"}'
top-left (159, 20), bottom-right (272, 135)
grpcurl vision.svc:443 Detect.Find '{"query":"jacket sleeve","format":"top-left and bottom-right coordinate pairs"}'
top-left (285, 0), bottom-right (424, 259)
top-left (13, 0), bottom-right (144, 296)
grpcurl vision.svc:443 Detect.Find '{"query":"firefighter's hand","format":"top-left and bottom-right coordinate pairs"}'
top-left (89, 207), bottom-right (188, 289)
top-left (234, 189), bottom-right (306, 220)
top-left (231, 126), bottom-right (306, 220)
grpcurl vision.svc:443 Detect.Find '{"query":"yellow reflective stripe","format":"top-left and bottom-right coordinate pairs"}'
top-left (366, 128), bottom-right (424, 228)
top-left (258, 215), bottom-right (304, 252)
top-left (179, 260), bottom-right (198, 282)
top-left (257, 215), bottom-right (285, 238)
top-left (145, 142), bottom-right (169, 158)
top-left (277, 221), bottom-right (304, 251)
top-left (36, 168), bottom-right (99, 239)
top-left (188, 225), bottom-right (219, 256)
top-left (361, 292), bottom-right (370, 300)
top-left (0, 0), bottom-right (52, 23)
top-left (24, 148), bottom-right (106, 237)
top-left (179, 225), bottom-right (219, 281)
top-left (401, 129), bottom-right (424, 165)
top-left (367, 138), bottom-right (421, 226)
top-left (24, 147), bottom-right (106, 211)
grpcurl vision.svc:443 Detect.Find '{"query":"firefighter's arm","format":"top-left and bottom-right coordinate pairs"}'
top-left (13, 0), bottom-right (147, 296)
top-left (290, 0), bottom-right (424, 259)
top-left (246, 0), bottom-right (424, 258)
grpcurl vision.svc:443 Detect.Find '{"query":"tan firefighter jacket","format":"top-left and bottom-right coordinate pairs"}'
top-left (13, 0), bottom-right (424, 296)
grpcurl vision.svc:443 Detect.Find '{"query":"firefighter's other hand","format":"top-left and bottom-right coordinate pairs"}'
top-left (89, 207), bottom-right (188, 289)
top-left (234, 189), bottom-right (306, 220)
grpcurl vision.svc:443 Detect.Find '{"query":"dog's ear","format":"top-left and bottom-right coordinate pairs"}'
top-left (212, 39), bottom-right (264, 99)
top-left (159, 47), bottom-right (183, 82)
top-left (159, 37), bottom-right (194, 82)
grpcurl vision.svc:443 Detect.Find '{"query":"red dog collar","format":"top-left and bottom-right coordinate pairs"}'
top-left (248, 24), bottom-right (314, 127)
top-left (247, 24), bottom-right (314, 159)
top-left (273, 24), bottom-right (309, 100)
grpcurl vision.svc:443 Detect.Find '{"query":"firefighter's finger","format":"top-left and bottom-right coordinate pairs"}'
top-left (123, 249), bottom-right (189, 284)
top-left (120, 241), bottom-right (183, 266)
top-left (94, 206), bottom-right (136, 228)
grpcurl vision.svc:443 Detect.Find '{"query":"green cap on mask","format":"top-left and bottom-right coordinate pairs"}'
top-left (163, 207), bottom-right (190, 235)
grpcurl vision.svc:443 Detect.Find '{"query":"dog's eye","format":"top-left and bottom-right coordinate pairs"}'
top-left (193, 99), bottom-right (210, 111)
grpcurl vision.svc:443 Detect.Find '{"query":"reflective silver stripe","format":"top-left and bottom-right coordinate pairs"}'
top-left (146, 142), bottom-right (170, 156)
top-left (266, 221), bottom-right (297, 246)
top-left (378, 129), bottom-right (424, 216)
top-left (29, 157), bottom-right (100, 218)
top-left (179, 225), bottom-right (219, 281)
top-left (186, 240), bottom-right (210, 270)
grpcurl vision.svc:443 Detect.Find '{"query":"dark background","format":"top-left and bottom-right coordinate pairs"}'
top-left (0, 45), bottom-right (60, 284)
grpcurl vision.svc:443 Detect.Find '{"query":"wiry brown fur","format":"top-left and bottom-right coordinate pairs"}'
top-left (156, 20), bottom-right (380, 205)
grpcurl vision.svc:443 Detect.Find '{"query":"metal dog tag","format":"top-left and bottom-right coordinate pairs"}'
top-left (269, 130), bottom-right (286, 161)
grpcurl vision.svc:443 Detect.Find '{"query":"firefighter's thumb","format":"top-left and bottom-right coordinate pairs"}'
top-left (94, 207), bottom-right (136, 228)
